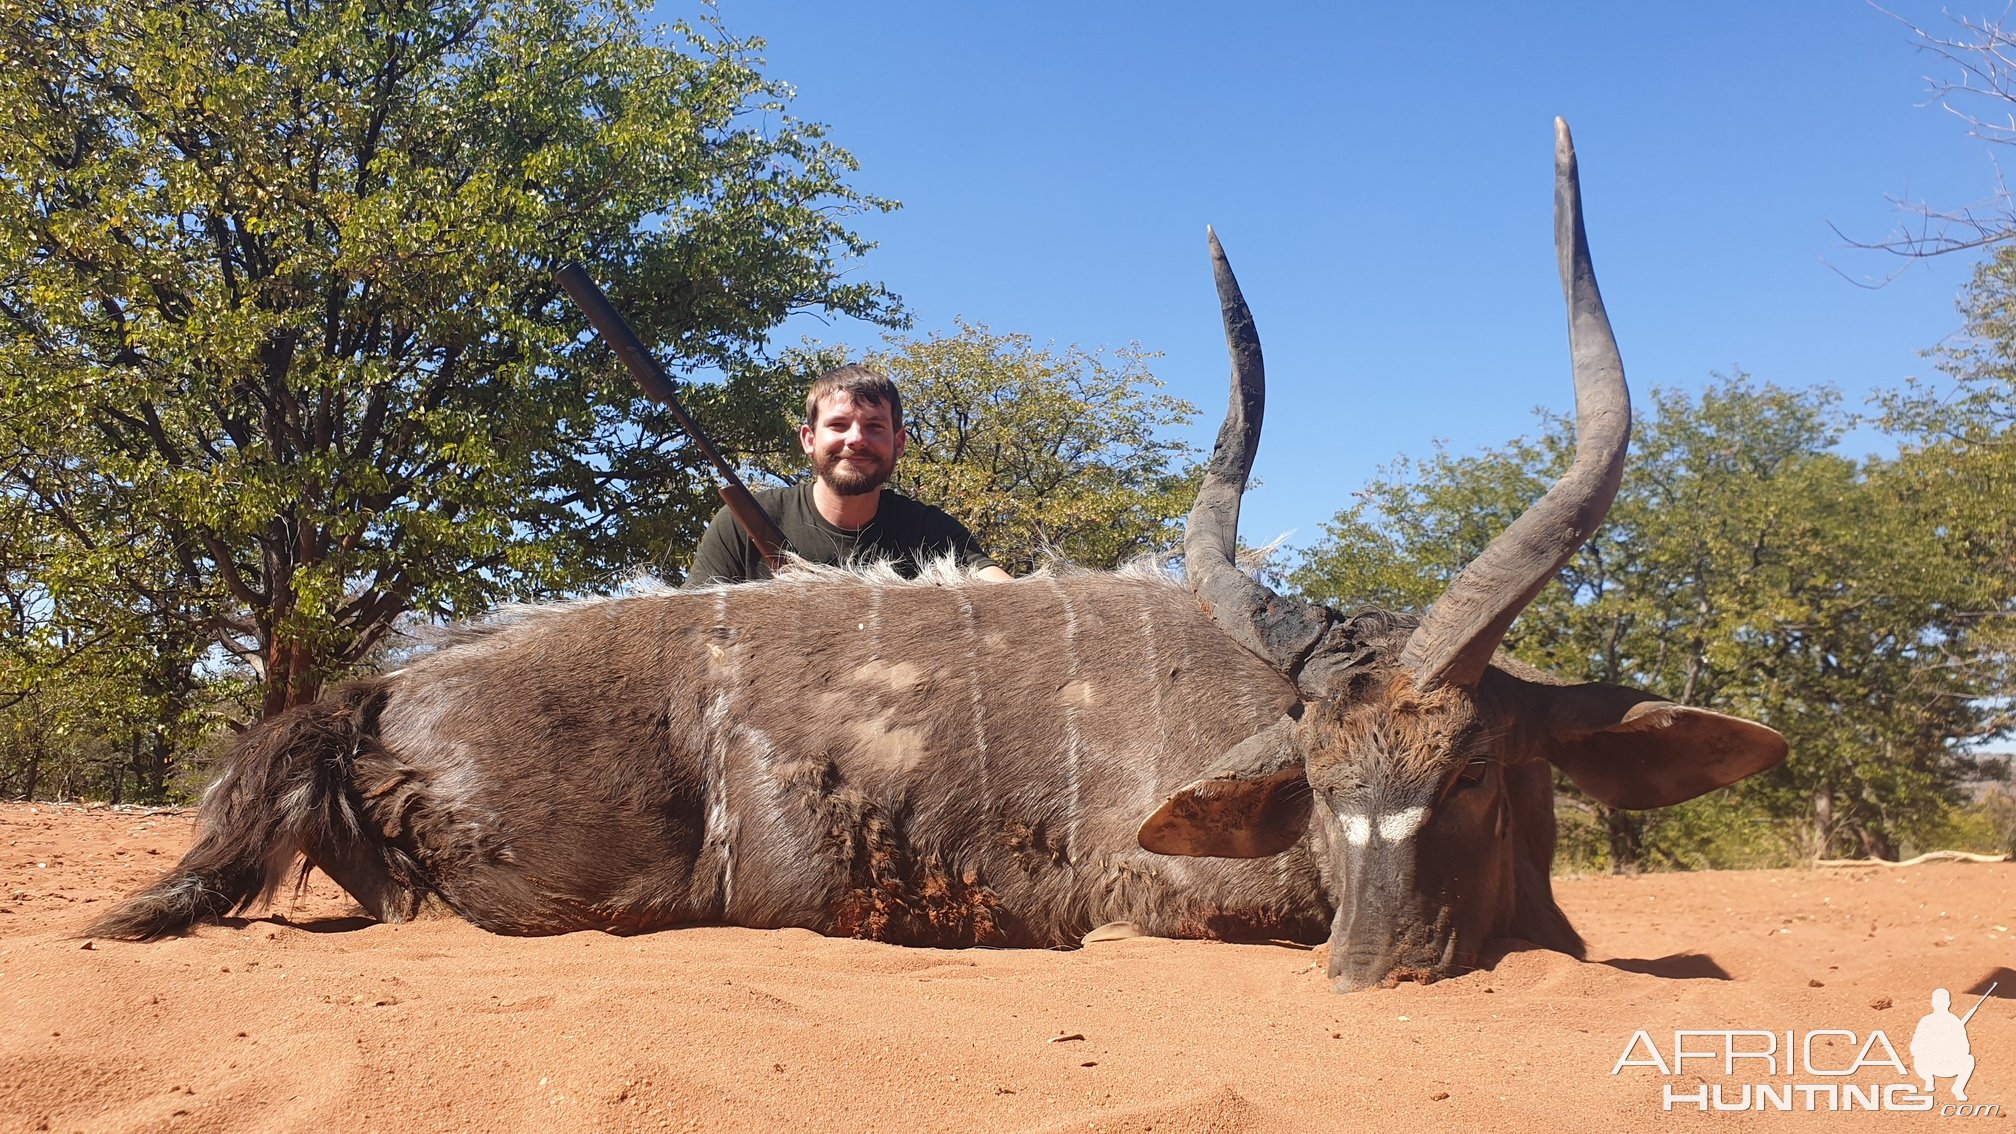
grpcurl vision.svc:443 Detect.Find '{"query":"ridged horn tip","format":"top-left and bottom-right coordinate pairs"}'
top-left (1180, 225), bottom-right (1331, 680)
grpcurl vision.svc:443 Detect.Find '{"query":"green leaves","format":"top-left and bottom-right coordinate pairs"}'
top-left (0, 0), bottom-right (901, 756)
top-left (779, 321), bottom-right (1202, 574)
top-left (1289, 374), bottom-right (2010, 866)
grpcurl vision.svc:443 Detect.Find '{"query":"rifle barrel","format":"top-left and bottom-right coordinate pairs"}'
top-left (555, 263), bottom-right (788, 569)
top-left (1961, 983), bottom-right (1997, 1025)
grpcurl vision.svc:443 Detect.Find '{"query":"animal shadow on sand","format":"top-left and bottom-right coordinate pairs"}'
top-left (1965, 967), bottom-right (2015, 999)
top-left (227, 913), bottom-right (379, 935)
top-left (1478, 939), bottom-right (1730, 982)
top-left (1600, 952), bottom-right (1732, 981)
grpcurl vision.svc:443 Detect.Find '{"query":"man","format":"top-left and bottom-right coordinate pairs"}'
top-left (683, 364), bottom-right (1014, 586)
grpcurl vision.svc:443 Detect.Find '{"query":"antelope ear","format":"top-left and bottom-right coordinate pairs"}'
top-left (1540, 684), bottom-right (1786, 810)
top-left (1138, 715), bottom-right (1309, 858)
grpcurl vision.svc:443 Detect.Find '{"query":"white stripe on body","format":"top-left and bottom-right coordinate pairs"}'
top-left (700, 691), bottom-right (737, 915)
top-left (1137, 606), bottom-right (1167, 817)
top-left (1151, 622), bottom-right (1203, 896)
top-left (703, 589), bottom-right (753, 915)
top-left (955, 590), bottom-right (991, 801)
top-left (1045, 576), bottom-right (1084, 860)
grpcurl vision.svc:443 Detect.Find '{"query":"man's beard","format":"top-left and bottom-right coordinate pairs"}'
top-left (813, 449), bottom-right (893, 497)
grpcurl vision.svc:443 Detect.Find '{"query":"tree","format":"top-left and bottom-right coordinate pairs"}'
top-left (0, 0), bottom-right (900, 723)
top-left (1863, 8), bottom-right (2016, 259)
top-left (763, 322), bottom-right (1201, 574)
top-left (1290, 376), bottom-right (2009, 867)
top-left (1880, 244), bottom-right (2016, 756)
top-left (1, 422), bottom-right (227, 799)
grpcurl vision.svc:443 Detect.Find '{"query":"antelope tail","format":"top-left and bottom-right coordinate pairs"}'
top-left (83, 679), bottom-right (422, 940)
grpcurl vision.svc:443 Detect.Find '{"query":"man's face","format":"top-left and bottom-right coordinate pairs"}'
top-left (801, 390), bottom-right (906, 497)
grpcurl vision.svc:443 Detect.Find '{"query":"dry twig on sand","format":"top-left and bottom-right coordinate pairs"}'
top-left (1814, 850), bottom-right (2010, 868)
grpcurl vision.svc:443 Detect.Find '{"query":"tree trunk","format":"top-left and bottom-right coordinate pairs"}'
top-left (129, 728), bottom-right (171, 803)
top-left (147, 730), bottom-right (171, 801)
top-left (135, 659), bottom-right (185, 801)
top-left (1857, 825), bottom-right (1898, 862)
top-left (1603, 806), bottom-right (1645, 873)
top-left (262, 638), bottom-right (323, 719)
top-left (1811, 784), bottom-right (1835, 858)
top-left (17, 708), bottom-right (45, 801)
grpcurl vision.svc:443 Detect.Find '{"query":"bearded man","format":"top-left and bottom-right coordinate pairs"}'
top-left (683, 365), bottom-right (1013, 586)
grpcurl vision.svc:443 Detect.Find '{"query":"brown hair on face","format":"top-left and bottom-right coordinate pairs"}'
top-left (805, 365), bottom-right (902, 431)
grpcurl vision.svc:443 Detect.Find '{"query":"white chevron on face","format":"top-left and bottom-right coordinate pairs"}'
top-left (1339, 806), bottom-right (1428, 847)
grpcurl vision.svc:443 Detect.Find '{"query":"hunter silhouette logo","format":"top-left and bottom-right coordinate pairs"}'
top-left (1612, 981), bottom-right (2001, 1115)
top-left (1911, 984), bottom-right (1994, 1102)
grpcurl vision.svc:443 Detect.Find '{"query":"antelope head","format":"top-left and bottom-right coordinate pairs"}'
top-left (1140, 120), bottom-right (1787, 993)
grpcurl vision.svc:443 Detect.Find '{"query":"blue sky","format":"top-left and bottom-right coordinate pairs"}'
top-left (689, 1), bottom-right (2002, 552)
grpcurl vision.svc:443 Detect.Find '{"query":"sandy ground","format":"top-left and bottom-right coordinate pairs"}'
top-left (1, 801), bottom-right (2011, 1132)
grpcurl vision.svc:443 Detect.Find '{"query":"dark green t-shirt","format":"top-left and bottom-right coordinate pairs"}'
top-left (682, 481), bottom-right (998, 586)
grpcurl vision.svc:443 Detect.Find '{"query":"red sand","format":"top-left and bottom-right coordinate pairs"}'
top-left (2, 800), bottom-right (2011, 1132)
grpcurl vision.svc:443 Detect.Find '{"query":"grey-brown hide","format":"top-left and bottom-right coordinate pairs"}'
top-left (175, 564), bottom-right (1334, 947)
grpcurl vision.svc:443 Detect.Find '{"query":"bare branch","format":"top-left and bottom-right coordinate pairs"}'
top-left (1846, 6), bottom-right (2016, 261)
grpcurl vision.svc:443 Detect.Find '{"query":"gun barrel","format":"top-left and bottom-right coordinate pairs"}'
top-left (556, 263), bottom-right (788, 569)
top-left (1961, 983), bottom-right (1997, 1025)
